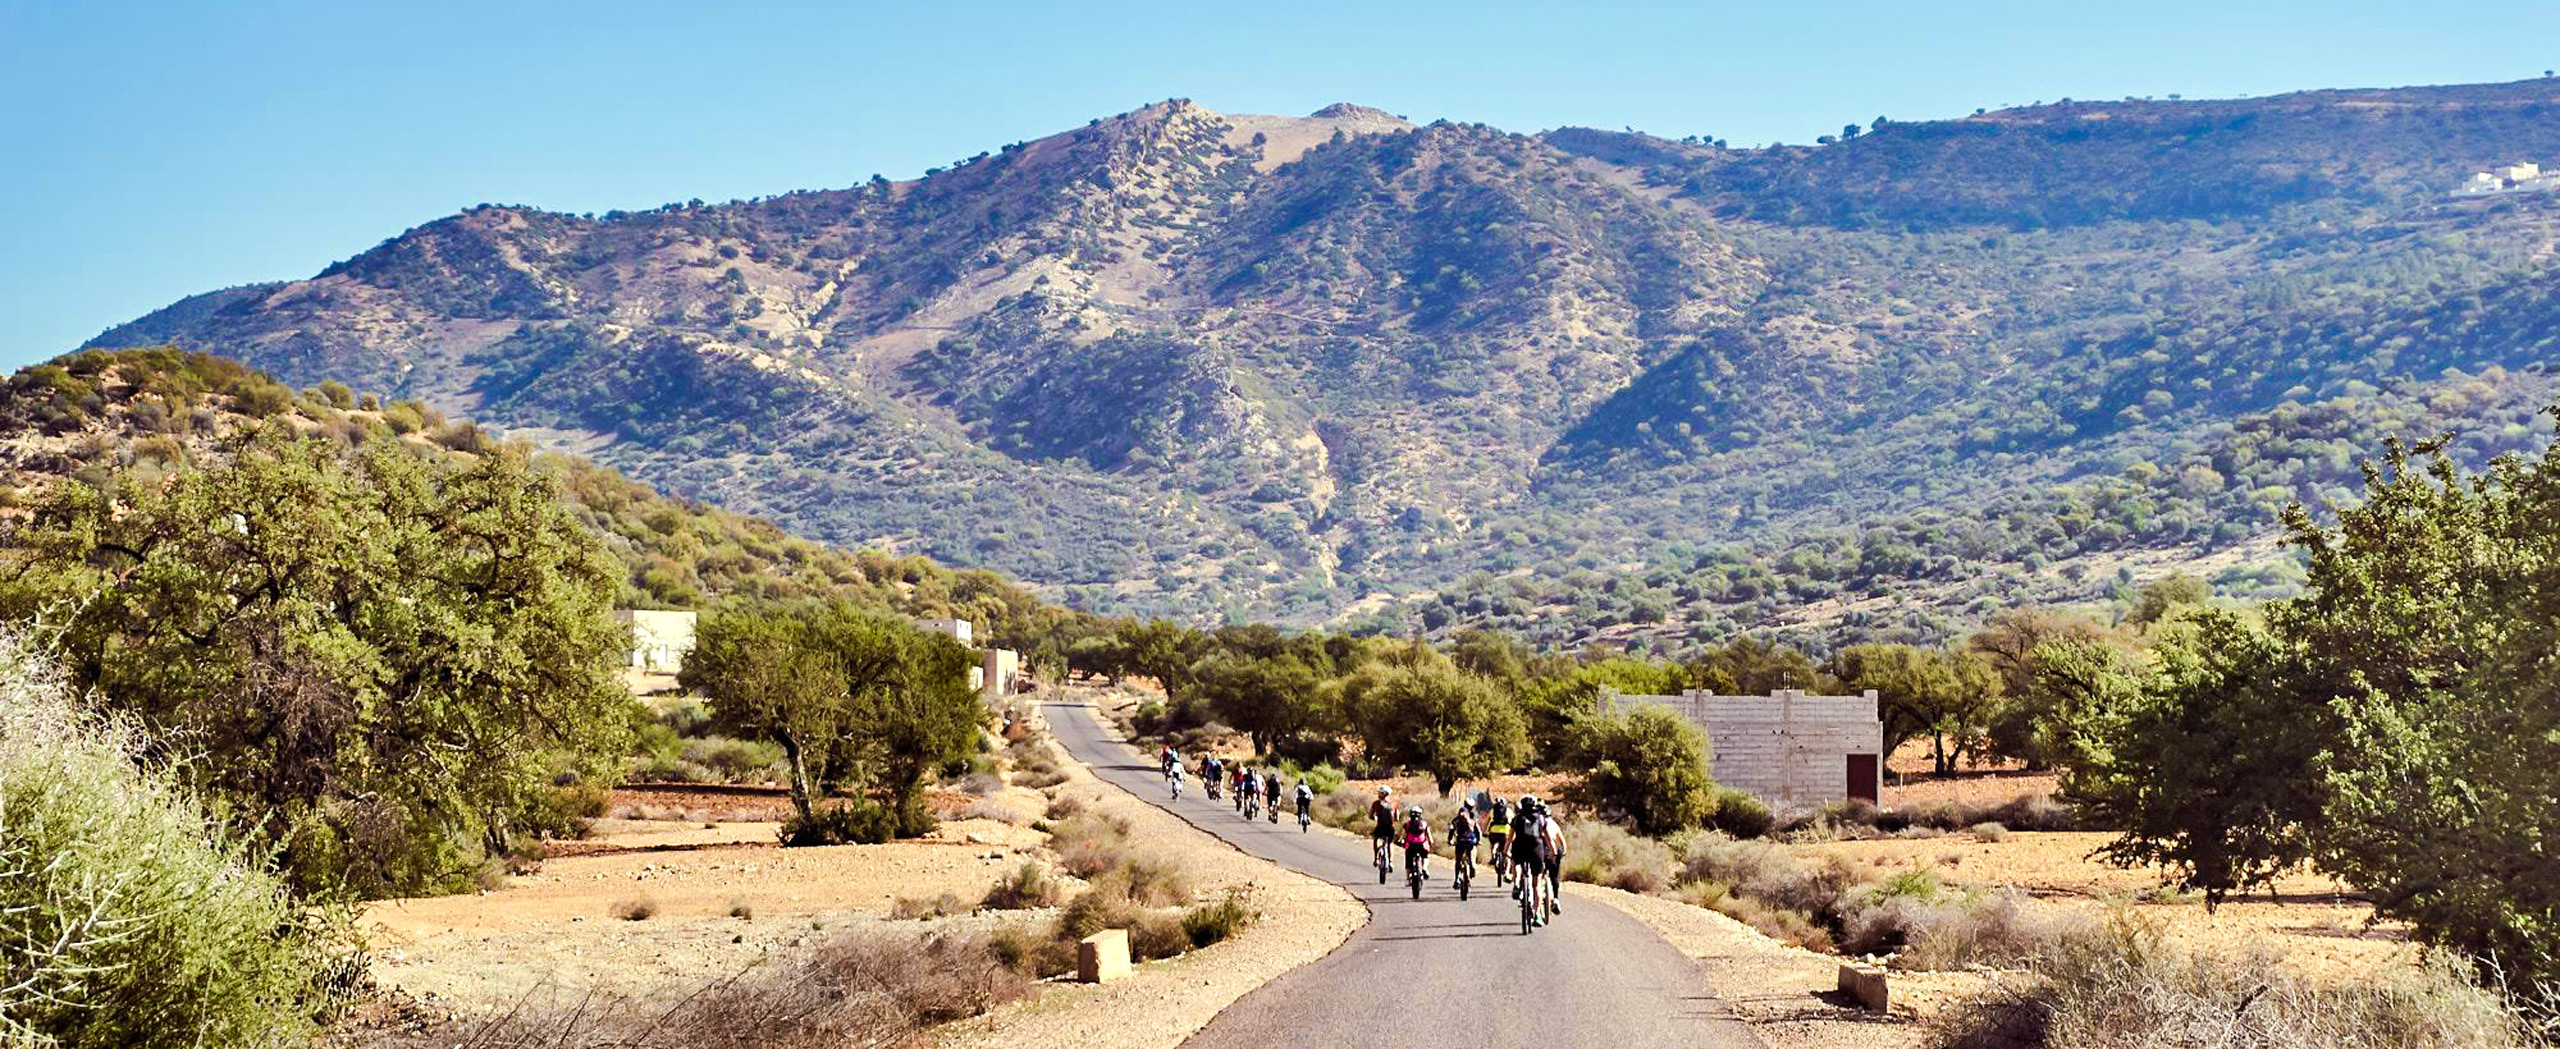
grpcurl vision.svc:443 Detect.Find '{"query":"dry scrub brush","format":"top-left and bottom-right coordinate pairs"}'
top-left (1929, 913), bottom-right (2551, 1049)
top-left (420, 928), bottom-right (1033, 1049)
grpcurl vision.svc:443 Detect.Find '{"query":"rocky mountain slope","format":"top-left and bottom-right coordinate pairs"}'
top-left (89, 79), bottom-right (2560, 648)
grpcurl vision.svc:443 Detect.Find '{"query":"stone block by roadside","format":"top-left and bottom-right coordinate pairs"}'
top-left (1838, 963), bottom-right (1890, 1011)
top-left (1078, 928), bottom-right (1131, 984)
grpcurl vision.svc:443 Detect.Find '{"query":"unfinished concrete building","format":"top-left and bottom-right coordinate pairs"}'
top-left (1604, 689), bottom-right (1884, 813)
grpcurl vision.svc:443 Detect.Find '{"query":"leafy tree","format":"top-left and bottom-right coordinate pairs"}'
top-left (1113, 619), bottom-right (1207, 705)
top-left (682, 605), bottom-right (850, 821)
top-left (2051, 611), bottom-right (2326, 904)
top-left (683, 599), bottom-right (982, 829)
top-left (1827, 643), bottom-right (2001, 774)
top-left (1562, 706), bottom-right (1716, 834)
top-left (2, 422), bottom-right (631, 898)
top-left (2128, 573), bottom-right (2213, 626)
top-left (2280, 436), bottom-right (2560, 981)
top-left (1964, 608), bottom-right (2122, 767)
top-left (1186, 647), bottom-right (1327, 756)
top-left (1337, 659), bottom-right (1527, 796)
top-left (1685, 636), bottom-right (1831, 694)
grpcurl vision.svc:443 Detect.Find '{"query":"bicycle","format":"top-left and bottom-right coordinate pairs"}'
top-left (1491, 841), bottom-right (1510, 886)
top-left (1170, 774), bottom-right (1183, 801)
top-left (1516, 861), bottom-right (1546, 934)
top-left (1405, 848), bottom-right (1427, 901)
top-left (1266, 792), bottom-right (1280, 823)
top-left (1243, 792), bottom-right (1259, 821)
top-left (1374, 838), bottom-right (1392, 884)
top-left (1453, 848), bottom-right (1473, 901)
top-left (1297, 803), bottom-right (1311, 833)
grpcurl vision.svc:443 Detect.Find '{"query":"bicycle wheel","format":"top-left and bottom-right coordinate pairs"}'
top-left (1458, 872), bottom-right (1470, 901)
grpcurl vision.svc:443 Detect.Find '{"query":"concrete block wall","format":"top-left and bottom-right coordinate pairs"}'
top-left (1606, 689), bottom-right (1883, 814)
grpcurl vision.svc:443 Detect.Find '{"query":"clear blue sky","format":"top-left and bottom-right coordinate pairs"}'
top-left (3, 0), bottom-right (2550, 368)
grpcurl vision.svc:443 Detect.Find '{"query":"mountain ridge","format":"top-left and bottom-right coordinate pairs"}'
top-left (85, 79), bottom-right (2560, 648)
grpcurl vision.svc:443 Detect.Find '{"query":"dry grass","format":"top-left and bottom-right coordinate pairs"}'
top-left (608, 897), bottom-right (658, 922)
top-left (1928, 914), bottom-right (2550, 1049)
top-left (889, 893), bottom-right (967, 921)
top-left (413, 928), bottom-right (1034, 1049)
top-left (980, 861), bottom-right (1061, 911)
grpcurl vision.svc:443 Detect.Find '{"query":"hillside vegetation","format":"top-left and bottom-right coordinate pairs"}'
top-left (87, 79), bottom-right (2560, 649)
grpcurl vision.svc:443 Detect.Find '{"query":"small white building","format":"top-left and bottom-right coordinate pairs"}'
top-left (982, 648), bottom-right (1022, 701)
top-left (915, 618), bottom-right (973, 646)
top-left (2498, 161), bottom-right (2542, 183)
top-left (1605, 688), bottom-right (1884, 814)
top-left (614, 609), bottom-right (698, 673)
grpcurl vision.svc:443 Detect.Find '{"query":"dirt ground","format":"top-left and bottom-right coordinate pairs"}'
top-left (358, 689), bottom-right (1366, 1049)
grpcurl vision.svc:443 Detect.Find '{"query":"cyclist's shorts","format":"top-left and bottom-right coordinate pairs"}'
top-left (1373, 824), bottom-right (1396, 840)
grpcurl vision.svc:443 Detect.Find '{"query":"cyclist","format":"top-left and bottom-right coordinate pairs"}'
top-left (1204, 755), bottom-right (1222, 800)
top-left (1159, 743), bottom-right (1177, 780)
top-left (1168, 760), bottom-right (1184, 800)
top-left (1241, 769), bottom-right (1259, 819)
top-left (1536, 802), bottom-right (1567, 916)
top-left (1448, 801), bottom-right (1481, 884)
top-left (1293, 779), bottom-right (1314, 829)
top-left (1401, 805), bottom-right (1433, 881)
top-left (1510, 796), bottom-right (1549, 923)
top-left (1263, 767), bottom-right (1281, 821)
top-left (1485, 796), bottom-right (1513, 885)
top-left (1234, 766), bottom-right (1250, 813)
top-left (1368, 786), bottom-right (1397, 872)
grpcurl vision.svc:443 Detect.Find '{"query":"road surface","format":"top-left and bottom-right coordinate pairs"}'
top-left (1045, 700), bottom-right (1767, 1049)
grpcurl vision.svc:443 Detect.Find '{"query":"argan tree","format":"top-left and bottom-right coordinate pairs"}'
top-left (4, 422), bottom-right (631, 898)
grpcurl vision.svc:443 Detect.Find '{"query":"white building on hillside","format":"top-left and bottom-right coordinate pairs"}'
top-left (916, 618), bottom-right (973, 646)
top-left (614, 609), bottom-right (698, 673)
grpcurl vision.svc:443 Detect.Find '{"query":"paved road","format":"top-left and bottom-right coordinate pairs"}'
top-left (1045, 701), bottom-right (1767, 1049)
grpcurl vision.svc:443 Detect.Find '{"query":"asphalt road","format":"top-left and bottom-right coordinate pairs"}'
top-left (1045, 700), bottom-right (1768, 1049)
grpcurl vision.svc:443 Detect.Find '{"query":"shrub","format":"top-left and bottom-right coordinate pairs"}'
top-left (1560, 707), bottom-right (1716, 834)
top-left (780, 800), bottom-right (900, 846)
top-left (449, 927), bottom-right (1033, 1048)
top-left (1043, 793), bottom-right (1087, 820)
top-left (683, 736), bottom-right (784, 781)
top-left (1926, 914), bottom-right (2547, 1049)
top-left (1180, 889), bottom-right (1257, 948)
top-left (610, 897), bottom-right (659, 921)
top-left (1970, 821), bottom-right (2011, 842)
top-left (0, 634), bottom-right (328, 1049)
top-left (728, 898), bottom-right (755, 920)
top-left (1708, 788), bottom-right (1775, 839)
top-left (960, 771), bottom-right (1006, 796)
top-left (982, 861), bottom-right (1061, 910)
top-left (890, 893), bottom-right (967, 920)
top-left (1108, 851), bottom-right (1194, 907)
top-left (1560, 820), bottom-right (1676, 894)
top-left (1048, 813), bottom-right (1133, 878)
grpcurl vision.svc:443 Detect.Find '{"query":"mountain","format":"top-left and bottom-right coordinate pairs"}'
top-left (86, 80), bottom-right (2560, 649)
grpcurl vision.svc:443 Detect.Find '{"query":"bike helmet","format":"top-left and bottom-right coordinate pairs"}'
top-left (1406, 805), bottom-right (1423, 816)
top-left (1376, 785), bottom-right (1391, 797)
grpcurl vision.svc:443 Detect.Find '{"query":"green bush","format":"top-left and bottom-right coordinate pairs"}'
top-left (779, 799), bottom-right (909, 846)
top-left (1708, 788), bottom-right (1775, 839)
top-left (1181, 889), bottom-right (1257, 948)
top-left (1562, 706), bottom-right (1716, 834)
top-left (0, 632), bottom-right (327, 1048)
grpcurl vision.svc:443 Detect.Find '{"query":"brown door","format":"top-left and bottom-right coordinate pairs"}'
top-left (1846, 754), bottom-right (1880, 803)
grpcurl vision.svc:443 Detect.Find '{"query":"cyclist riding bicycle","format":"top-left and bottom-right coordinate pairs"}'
top-left (1293, 780), bottom-right (1314, 822)
top-left (1368, 786), bottom-right (1397, 869)
top-left (1168, 761), bottom-right (1184, 799)
top-left (1510, 796), bottom-right (1550, 923)
top-left (1485, 797), bottom-right (1513, 884)
top-left (1535, 802), bottom-right (1567, 916)
top-left (1401, 805), bottom-right (1433, 880)
top-left (1448, 802), bottom-right (1481, 881)
top-left (1262, 768), bottom-right (1281, 820)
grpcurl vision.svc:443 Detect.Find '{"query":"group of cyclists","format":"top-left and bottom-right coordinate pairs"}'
top-left (1162, 745), bottom-right (1315, 829)
top-left (1157, 743), bottom-right (1569, 928)
top-left (1369, 785), bottom-right (1567, 924)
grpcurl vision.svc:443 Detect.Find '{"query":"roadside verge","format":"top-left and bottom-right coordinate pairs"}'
top-left (931, 698), bottom-right (1366, 1049)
